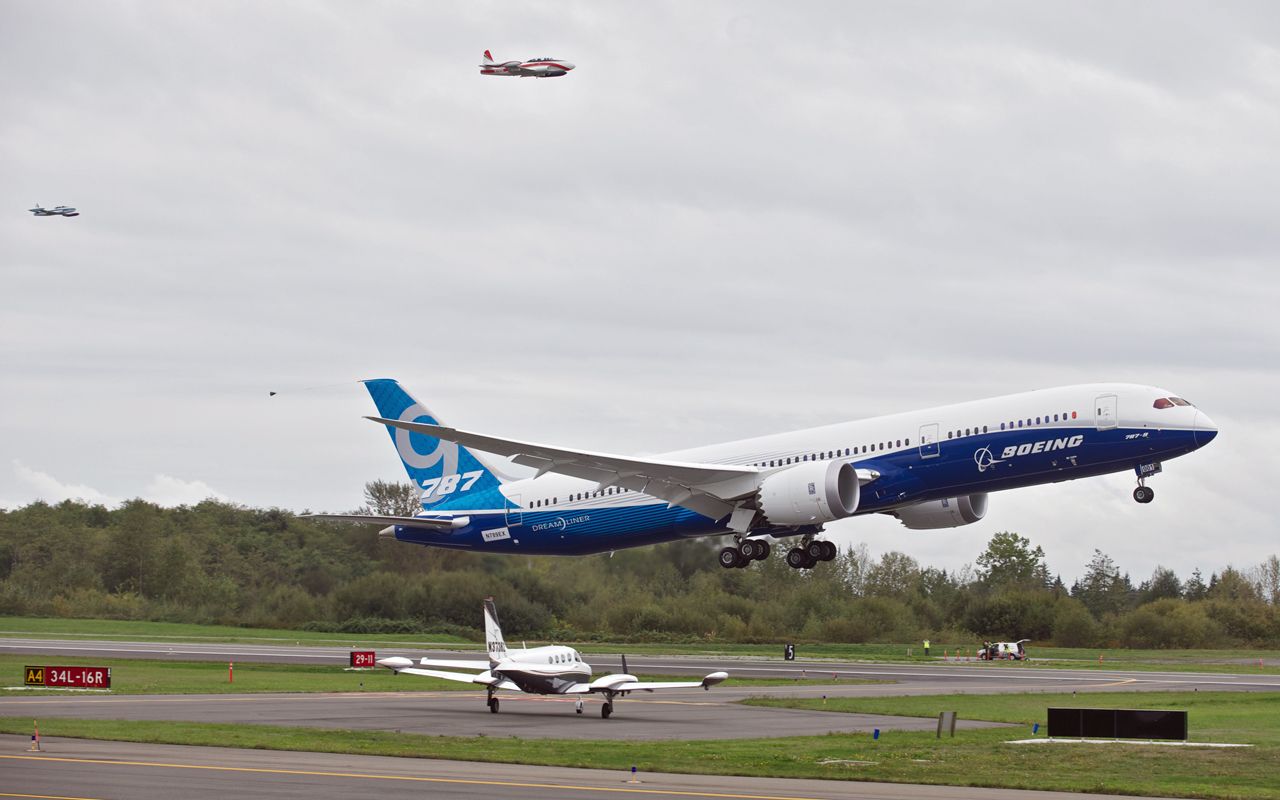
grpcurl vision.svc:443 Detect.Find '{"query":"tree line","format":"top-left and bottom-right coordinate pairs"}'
top-left (1, 483), bottom-right (1277, 648)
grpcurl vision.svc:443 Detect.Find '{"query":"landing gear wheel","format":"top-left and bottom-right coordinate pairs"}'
top-left (740, 540), bottom-right (760, 560)
top-left (754, 542), bottom-right (772, 560)
top-left (488, 697), bottom-right (499, 713)
top-left (819, 540), bottom-right (838, 561)
top-left (601, 702), bottom-right (613, 719)
top-left (718, 546), bottom-right (744, 569)
top-left (806, 540), bottom-right (826, 560)
top-left (1133, 486), bottom-right (1154, 504)
top-left (786, 547), bottom-right (813, 569)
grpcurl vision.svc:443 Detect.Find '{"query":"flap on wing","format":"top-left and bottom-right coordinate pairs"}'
top-left (389, 666), bottom-right (487, 684)
top-left (418, 657), bottom-right (492, 671)
top-left (303, 514), bottom-right (467, 531)
top-left (367, 417), bottom-right (763, 518)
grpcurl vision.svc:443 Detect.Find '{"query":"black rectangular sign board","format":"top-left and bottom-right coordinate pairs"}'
top-left (1047, 708), bottom-right (1187, 740)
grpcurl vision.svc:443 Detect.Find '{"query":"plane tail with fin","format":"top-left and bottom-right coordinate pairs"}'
top-left (362, 379), bottom-right (508, 510)
top-left (484, 596), bottom-right (508, 663)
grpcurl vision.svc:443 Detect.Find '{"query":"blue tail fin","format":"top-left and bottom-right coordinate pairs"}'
top-left (363, 379), bottom-right (506, 510)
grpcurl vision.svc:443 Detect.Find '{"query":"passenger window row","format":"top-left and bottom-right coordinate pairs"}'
top-left (528, 438), bottom-right (919, 509)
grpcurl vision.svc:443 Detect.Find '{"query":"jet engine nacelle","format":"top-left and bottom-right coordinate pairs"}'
top-left (893, 493), bottom-right (989, 530)
top-left (758, 460), bottom-right (859, 527)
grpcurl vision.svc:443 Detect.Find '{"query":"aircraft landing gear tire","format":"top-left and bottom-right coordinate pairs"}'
top-left (718, 546), bottom-right (745, 569)
top-left (740, 540), bottom-right (763, 560)
top-left (601, 702), bottom-right (613, 719)
top-left (820, 540), bottom-right (837, 561)
top-left (488, 697), bottom-right (499, 713)
top-left (786, 547), bottom-right (815, 570)
top-left (1133, 485), bottom-right (1154, 504)
top-left (754, 541), bottom-right (771, 560)
top-left (806, 540), bottom-right (825, 560)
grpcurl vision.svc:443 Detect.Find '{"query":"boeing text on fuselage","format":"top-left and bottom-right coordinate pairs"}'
top-left (307, 381), bottom-right (1217, 571)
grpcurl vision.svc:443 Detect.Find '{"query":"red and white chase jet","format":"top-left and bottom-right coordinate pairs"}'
top-left (480, 50), bottom-right (575, 78)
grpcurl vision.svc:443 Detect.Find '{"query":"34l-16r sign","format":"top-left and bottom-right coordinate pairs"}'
top-left (25, 666), bottom-right (111, 688)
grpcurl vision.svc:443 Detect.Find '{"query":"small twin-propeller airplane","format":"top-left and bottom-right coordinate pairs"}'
top-left (29, 204), bottom-right (79, 217)
top-left (308, 379), bottom-right (1217, 571)
top-left (377, 598), bottom-right (727, 718)
top-left (480, 50), bottom-right (575, 78)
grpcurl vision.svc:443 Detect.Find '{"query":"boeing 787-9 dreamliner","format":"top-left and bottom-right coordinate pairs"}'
top-left (309, 379), bottom-right (1217, 570)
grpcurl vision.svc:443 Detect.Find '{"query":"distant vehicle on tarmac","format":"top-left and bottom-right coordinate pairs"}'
top-left (377, 597), bottom-right (727, 719)
top-left (980, 639), bottom-right (1030, 660)
top-left (480, 50), bottom-right (575, 77)
top-left (29, 204), bottom-right (79, 217)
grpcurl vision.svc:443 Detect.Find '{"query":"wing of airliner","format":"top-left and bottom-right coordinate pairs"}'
top-left (366, 416), bottom-right (763, 519)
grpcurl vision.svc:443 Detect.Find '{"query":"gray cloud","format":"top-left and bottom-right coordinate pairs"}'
top-left (2, 1), bottom-right (1277, 581)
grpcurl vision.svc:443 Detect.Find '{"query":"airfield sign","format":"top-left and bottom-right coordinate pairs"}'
top-left (25, 665), bottom-right (111, 688)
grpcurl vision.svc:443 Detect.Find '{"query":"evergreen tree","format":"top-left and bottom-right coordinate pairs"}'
top-left (975, 531), bottom-right (1049, 590)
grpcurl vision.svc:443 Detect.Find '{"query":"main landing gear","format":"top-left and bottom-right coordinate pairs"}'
top-left (487, 689), bottom-right (499, 713)
top-left (718, 538), bottom-right (772, 569)
top-left (601, 700), bottom-right (614, 719)
top-left (786, 539), bottom-right (837, 570)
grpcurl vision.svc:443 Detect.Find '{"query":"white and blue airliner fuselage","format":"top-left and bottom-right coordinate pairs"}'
top-left (311, 381), bottom-right (1217, 571)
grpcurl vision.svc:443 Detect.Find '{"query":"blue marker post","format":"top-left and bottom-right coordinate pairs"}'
top-left (873, 728), bottom-right (880, 741)
top-left (628, 765), bottom-right (640, 784)
top-left (1033, 723), bottom-right (1040, 735)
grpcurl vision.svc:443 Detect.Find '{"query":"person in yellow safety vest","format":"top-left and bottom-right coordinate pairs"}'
top-left (923, 639), bottom-right (931, 657)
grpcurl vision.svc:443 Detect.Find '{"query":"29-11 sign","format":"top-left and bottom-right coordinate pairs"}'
top-left (25, 665), bottom-right (111, 688)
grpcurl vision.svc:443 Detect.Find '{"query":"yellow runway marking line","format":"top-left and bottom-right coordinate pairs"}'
top-left (1081, 679), bottom-right (1139, 689)
top-left (0, 793), bottom-right (102, 800)
top-left (0, 691), bottom-right (471, 705)
top-left (0, 754), bottom-right (828, 800)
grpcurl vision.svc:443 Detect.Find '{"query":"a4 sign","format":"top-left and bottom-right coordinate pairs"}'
top-left (25, 665), bottom-right (111, 688)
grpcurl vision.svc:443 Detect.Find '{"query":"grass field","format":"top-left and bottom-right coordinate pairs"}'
top-left (3, 692), bottom-right (1276, 799)
top-left (4, 616), bottom-right (1277, 674)
top-left (0, 654), bottom-right (829, 694)
top-left (0, 616), bottom-right (471, 646)
top-left (742, 690), bottom-right (1280, 746)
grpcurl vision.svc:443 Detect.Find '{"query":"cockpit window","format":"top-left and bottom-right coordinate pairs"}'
top-left (1170, 397), bottom-right (1193, 407)
top-left (1153, 398), bottom-right (1174, 409)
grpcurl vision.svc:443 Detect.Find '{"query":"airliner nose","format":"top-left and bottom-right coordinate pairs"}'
top-left (1193, 411), bottom-right (1218, 447)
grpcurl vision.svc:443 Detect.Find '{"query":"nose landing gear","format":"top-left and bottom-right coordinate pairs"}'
top-left (1133, 484), bottom-right (1154, 504)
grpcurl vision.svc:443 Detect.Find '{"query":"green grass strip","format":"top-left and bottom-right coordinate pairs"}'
top-left (1, 714), bottom-right (1276, 799)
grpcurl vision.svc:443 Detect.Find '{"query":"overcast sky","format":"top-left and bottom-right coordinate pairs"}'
top-left (3, 2), bottom-right (1278, 583)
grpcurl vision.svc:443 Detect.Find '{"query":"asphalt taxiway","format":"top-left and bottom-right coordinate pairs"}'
top-left (0, 685), bottom-right (1010, 740)
top-left (5, 636), bottom-right (1278, 694)
top-left (0, 735), bottom-right (1174, 800)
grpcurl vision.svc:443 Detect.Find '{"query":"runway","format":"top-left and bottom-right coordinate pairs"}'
top-left (0, 735), bottom-right (1169, 800)
top-left (0, 686), bottom-right (1010, 740)
top-left (4, 636), bottom-right (1279, 693)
